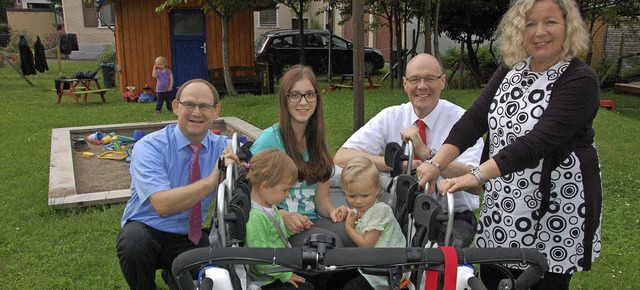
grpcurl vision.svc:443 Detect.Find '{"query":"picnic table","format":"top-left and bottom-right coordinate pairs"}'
top-left (56, 78), bottom-right (108, 106)
top-left (333, 74), bottom-right (381, 90)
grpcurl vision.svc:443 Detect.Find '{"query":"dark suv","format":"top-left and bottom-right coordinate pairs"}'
top-left (255, 29), bottom-right (385, 78)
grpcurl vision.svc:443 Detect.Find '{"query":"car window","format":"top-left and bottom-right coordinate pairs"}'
top-left (332, 37), bottom-right (349, 49)
top-left (305, 34), bottom-right (325, 48)
top-left (256, 34), bottom-right (267, 53)
top-left (272, 36), bottom-right (295, 48)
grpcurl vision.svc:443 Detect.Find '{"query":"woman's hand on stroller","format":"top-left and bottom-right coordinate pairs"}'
top-left (330, 205), bottom-right (349, 223)
top-left (438, 174), bottom-right (477, 196)
top-left (281, 210), bottom-right (313, 233)
top-left (287, 273), bottom-right (307, 288)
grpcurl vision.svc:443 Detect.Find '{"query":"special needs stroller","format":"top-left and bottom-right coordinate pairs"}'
top-left (171, 136), bottom-right (548, 290)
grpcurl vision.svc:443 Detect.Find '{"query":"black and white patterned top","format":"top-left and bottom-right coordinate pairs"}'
top-left (444, 57), bottom-right (603, 275)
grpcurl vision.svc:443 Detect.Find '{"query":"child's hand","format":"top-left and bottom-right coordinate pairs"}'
top-left (287, 273), bottom-right (306, 288)
top-left (345, 208), bottom-right (358, 227)
top-left (300, 216), bottom-right (313, 229)
top-left (330, 205), bottom-right (349, 223)
top-left (282, 211), bottom-right (313, 233)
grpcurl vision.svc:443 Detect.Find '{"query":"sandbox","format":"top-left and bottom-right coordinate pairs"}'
top-left (48, 117), bottom-right (261, 209)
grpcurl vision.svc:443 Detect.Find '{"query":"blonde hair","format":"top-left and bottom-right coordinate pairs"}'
top-left (155, 56), bottom-right (167, 65)
top-left (340, 157), bottom-right (381, 193)
top-left (496, 0), bottom-right (589, 67)
top-left (247, 149), bottom-right (298, 188)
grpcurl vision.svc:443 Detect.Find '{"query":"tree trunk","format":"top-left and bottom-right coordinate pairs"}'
top-left (388, 13), bottom-right (394, 88)
top-left (222, 17), bottom-right (237, 95)
top-left (585, 17), bottom-right (597, 65)
top-left (423, 0), bottom-right (432, 54)
top-left (395, 0), bottom-right (403, 88)
top-left (433, 0), bottom-right (441, 60)
top-left (464, 34), bottom-right (482, 84)
top-left (298, 0), bottom-right (305, 65)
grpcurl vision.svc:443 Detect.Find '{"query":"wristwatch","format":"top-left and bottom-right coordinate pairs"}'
top-left (426, 147), bottom-right (438, 160)
top-left (469, 167), bottom-right (487, 186)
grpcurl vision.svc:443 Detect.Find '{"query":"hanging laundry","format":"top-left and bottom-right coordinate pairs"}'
top-left (18, 35), bottom-right (36, 75)
top-left (34, 36), bottom-right (49, 73)
top-left (59, 33), bottom-right (79, 55)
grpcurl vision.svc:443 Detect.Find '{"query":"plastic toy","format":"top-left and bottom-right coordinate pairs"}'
top-left (86, 131), bottom-right (105, 142)
top-left (138, 86), bottom-right (156, 103)
top-left (133, 130), bottom-right (145, 141)
top-left (122, 86), bottom-right (139, 102)
top-left (98, 151), bottom-right (127, 161)
top-left (101, 135), bottom-right (113, 144)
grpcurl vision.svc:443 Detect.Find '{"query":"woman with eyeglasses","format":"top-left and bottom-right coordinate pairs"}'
top-left (250, 65), bottom-right (354, 249)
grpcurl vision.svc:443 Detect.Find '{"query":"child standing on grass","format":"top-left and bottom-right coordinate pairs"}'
top-left (333, 157), bottom-right (406, 290)
top-left (245, 149), bottom-right (313, 290)
top-left (152, 56), bottom-right (174, 114)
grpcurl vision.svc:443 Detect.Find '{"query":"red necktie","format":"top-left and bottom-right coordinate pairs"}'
top-left (415, 120), bottom-right (427, 160)
top-left (188, 143), bottom-right (203, 245)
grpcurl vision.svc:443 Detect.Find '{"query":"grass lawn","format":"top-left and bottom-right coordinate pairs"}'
top-left (0, 60), bottom-right (638, 289)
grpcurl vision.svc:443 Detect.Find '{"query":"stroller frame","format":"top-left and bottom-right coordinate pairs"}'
top-left (171, 136), bottom-right (548, 290)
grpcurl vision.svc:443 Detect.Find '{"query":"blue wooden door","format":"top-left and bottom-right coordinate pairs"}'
top-left (170, 10), bottom-right (207, 89)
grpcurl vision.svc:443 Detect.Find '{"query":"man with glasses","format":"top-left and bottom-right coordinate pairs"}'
top-left (333, 53), bottom-right (484, 248)
top-left (116, 79), bottom-right (234, 290)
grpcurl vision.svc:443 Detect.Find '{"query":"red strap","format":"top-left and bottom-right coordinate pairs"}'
top-left (424, 269), bottom-right (439, 290)
top-left (424, 246), bottom-right (458, 290)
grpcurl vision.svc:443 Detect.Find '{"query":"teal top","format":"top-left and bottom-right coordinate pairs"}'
top-left (245, 206), bottom-right (293, 285)
top-left (355, 202), bottom-right (406, 289)
top-left (250, 124), bottom-right (319, 219)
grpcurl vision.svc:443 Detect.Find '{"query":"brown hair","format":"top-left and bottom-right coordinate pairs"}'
top-left (278, 65), bottom-right (333, 184)
top-left (175, 78), bottom-right (220, 105)
top-left (247, 149), bottom-right (298, 188)
top-left (340, 157), bottom-right (381, 193)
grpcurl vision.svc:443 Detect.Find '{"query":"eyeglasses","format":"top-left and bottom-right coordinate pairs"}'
top-left (405, 74), bottom-right (445, 85)
top-left (287, 91), bottom-right (318, 103)
top-left (179, 101), bottom-right (216, 111)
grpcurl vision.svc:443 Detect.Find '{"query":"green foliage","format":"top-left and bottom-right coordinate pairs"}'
top-left (441, 44), bottom-right (501, 88)
top-left (1, 60), bottom-right (640, 289)
top-left (620, 65), bottom-right (640, 83)
top-left (96, 44), bottom-right (116, 65)
top-left (0, 23), bottom-right (10, 48)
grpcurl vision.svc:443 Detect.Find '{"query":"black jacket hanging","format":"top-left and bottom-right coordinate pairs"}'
top-left (34, 36), bottom-right (49, 73)
top-left (18, 35), bottom-right (36, 76)
top-left (59, 34), bottom-right (79, 55)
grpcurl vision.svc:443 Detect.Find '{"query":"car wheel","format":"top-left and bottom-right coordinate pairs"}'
top-left (364, 61), bottom-right (375, 76)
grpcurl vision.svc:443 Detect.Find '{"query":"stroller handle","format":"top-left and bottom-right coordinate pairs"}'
top-left (172, 247), bottom-right (548, 290)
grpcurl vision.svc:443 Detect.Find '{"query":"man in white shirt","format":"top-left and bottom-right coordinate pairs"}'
top-left (333, 53), bottom-right (484, 247)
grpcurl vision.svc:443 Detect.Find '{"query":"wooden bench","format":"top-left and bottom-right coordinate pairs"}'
top-left (208, 66), bottom-right (266, 96)
top-left (56, 78), bottom-right (108, 106)
top-left (614, 83), bottom-right (640, 95)
top-left (336, 74), bottom-right (381, 90)
top-left (76, 89), bottom-right (109, 104)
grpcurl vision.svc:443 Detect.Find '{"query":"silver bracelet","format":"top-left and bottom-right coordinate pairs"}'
top-left (426, 147), bottom-right (438, 160)
top-left (424, 159), bottom-right (445, 171)
top-left (469, 167), bottom-right (487, 185)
